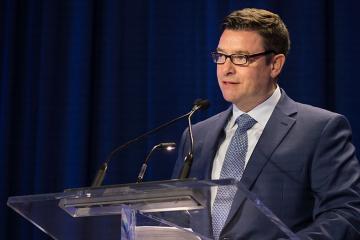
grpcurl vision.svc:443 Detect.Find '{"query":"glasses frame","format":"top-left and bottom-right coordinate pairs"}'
top-left (211, 50), bottom-right (276, 66)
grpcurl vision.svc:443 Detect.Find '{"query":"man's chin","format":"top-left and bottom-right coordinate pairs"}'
top-left (222, 96), bottom-right (241, 105)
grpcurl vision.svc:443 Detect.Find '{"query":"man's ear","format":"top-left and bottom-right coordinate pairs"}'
top-left (270, 54), bottom-right (286, 79)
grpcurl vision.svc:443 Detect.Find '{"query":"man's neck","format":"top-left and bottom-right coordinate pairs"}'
top-left (235, 86), bottom-right (277, 112)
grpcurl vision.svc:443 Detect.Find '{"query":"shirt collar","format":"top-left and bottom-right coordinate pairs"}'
top-left (230, 85), bottom-right (281, 128)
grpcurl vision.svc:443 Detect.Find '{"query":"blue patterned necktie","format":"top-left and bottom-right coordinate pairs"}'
top-left (212, 113), bottom-right (257, 240)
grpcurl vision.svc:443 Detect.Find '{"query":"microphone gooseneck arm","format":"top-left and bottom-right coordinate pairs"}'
top-left (136, 142), bottom-right (176, 183)
top-left (178, 112), bottom-right (195, 179)
top-left (91, 99), bottom-right (209, 187)
top-left (186, 99), bottom-right (209, 155)
top-left (178, 100), bottom-right (210, 179)
top-left (91, 113), bottom-right (188, 187)
top-left (187, 109), bottom-right (196, 154)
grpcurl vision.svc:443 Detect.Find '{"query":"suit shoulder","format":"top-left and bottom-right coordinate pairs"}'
top-left (193, 108), bottom-right (230, 129)
top-left (279, 90), bottom-right (344, 122)
top-left (294, 102), bottom-right (348, 126)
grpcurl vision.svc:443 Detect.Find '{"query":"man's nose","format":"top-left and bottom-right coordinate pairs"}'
top-left (222, 57), bottom-right (236, 75)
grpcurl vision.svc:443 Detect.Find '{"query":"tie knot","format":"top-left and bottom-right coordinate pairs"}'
top-left (235, 114), bottom-right (257, 132)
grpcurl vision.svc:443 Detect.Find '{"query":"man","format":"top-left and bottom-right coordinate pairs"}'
top-left (172, 8), bottom-right (360, 240)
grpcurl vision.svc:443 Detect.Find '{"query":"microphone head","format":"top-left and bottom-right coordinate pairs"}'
top-left (158, 142), bottom-right (176, 151)
top-left (193, 99), bottom-right (210, 111)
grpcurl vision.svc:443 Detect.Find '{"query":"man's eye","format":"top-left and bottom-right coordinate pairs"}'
top-left (233, 55), bottom-right (245, 60)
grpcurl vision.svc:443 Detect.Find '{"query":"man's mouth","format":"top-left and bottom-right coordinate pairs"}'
top-left (222, 81), bottom-right (239, 85)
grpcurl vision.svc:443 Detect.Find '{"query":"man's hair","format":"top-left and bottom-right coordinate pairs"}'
top-left (222, 8), bottom-right (290, 56)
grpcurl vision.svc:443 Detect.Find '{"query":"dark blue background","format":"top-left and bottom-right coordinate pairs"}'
top-left (1, 0), bottom-right (360, 239)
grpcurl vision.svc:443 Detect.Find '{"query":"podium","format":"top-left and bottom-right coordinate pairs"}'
top-left (7, 178), bottom-right (299, 239)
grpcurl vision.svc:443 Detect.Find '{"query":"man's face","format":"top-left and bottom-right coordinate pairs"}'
top-left (216, 30), bottom-right (278, 112)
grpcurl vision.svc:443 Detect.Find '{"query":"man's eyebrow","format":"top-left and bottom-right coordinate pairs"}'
top-left (216, 48), bottom-right (249, 54)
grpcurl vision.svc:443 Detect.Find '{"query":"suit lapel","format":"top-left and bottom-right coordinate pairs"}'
top-left (223, 91), bottom-right (298, 228)
top-left (199, 107), bottom-right (232, 179)
top-left (188, 107), bottom-right (232, 236)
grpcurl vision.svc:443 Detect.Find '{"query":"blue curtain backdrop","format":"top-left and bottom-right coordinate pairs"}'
top-left (1, 0), bottom-right (360, 239)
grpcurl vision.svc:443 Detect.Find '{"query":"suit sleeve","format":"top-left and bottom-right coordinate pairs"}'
top-left (296, 114), bottom-right (360, 239)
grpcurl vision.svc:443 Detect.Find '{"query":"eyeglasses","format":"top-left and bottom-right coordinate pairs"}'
top-left (211, 50), bottom-right (275, 66)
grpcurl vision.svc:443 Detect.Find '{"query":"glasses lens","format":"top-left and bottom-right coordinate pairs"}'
top-left (212, 53), bottom-right (224, 64)
top-left (231, 55), bottom-right (247, 65)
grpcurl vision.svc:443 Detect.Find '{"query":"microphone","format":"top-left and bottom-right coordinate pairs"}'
top-left (179, 99), bottom-right (210, 179)
top-left (91, 99), bottom-right (209, 187)
top-left (192, 99), bottom-right (210, 112)
top-left (136, 142), bottom-right (176, 183)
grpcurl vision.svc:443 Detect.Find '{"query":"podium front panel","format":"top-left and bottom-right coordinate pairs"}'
top-left (8, 179), bottom-right (299, 239)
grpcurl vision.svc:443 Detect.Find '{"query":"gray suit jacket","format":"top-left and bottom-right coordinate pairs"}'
top-left (172, 90), bottom-right (360, 239)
